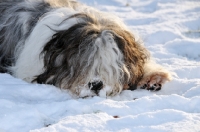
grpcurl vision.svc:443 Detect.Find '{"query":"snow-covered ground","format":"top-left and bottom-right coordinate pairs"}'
top-left (1, 0), bottom-right (200, 131)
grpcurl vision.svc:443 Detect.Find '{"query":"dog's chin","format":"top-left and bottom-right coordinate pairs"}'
top-left (66, 83), bottom-right (118, 98)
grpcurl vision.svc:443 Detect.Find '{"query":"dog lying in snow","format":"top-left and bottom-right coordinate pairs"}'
top-left (0, 0), bottom-right (171, 97)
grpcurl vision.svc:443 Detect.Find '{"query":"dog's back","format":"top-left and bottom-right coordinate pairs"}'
top-left (0, 0), bottom-right (51, 72)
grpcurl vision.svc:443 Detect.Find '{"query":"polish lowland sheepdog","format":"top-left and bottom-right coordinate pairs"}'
top-left (0, 0), bottom-right (171, 97)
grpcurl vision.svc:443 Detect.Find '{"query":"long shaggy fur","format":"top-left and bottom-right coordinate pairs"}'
top-left (0, 0), bottom-right (171, 97)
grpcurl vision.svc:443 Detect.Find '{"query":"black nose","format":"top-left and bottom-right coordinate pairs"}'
top-left (88, 81), bottom-right (103, 94)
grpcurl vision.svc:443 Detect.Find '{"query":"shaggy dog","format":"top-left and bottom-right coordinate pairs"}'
top-left (0, 0), bottom-right (171, 97)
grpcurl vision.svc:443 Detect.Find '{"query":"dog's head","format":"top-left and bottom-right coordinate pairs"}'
top-left (35, 13), bottom-right (149, 97)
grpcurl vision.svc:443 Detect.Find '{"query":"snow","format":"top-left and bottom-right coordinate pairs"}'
top-left (1, 0), bottom-right (200, 132)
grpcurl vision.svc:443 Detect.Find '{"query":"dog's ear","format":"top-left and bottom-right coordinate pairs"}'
top-left (34, 31), bottom-right (66, 85)
top-left (35, 30), bottom-right (71, 86)
top-left (109, 29), bottom-right (150, 85)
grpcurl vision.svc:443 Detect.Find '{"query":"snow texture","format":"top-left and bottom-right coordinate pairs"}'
top-left (1, 0), bottom-right (200, 132)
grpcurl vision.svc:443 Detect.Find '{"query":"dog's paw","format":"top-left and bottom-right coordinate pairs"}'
top-left (140, 82), bottom-right (162, 91)
top-left (138, 71), bottom-right (171, 91)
